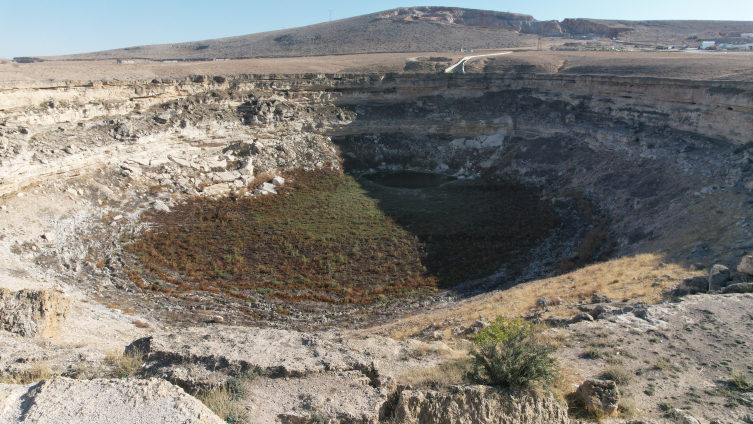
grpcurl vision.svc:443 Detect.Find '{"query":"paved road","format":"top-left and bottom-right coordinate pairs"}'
top-left (444, 51), bottom-right (512, 74)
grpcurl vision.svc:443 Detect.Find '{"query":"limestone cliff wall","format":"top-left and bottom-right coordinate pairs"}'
top-left (2, 73), bottom-right (751, 144)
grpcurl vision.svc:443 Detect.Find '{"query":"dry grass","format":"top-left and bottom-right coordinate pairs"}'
top-left (196, 385), bottom-right (249, 423)
top-left (364, 253), bottom-right (702, 340)
top-left (105, 348), bottom-right (144, 378)
top-left (0, 362), bottom-right (54, 384)
top-left (397, 358), bottom-right (472, 390)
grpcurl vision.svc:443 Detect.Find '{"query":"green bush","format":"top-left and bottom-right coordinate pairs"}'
top-left (469, 317), bottom-right (559, 389)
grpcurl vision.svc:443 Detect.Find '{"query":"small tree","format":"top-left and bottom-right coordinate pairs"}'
top-left (469, 317), bottom-right (559, 389)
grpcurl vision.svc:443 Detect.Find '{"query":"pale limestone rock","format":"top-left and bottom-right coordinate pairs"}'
top-left (153, 200), bottom-right (170, 213)
top-left (482, 133), bottom-right (504, 147)
top-left (393, 385), bottom-right (567, 424)
top-left (0, 289), bottom-right (71, 338)
top-left (738, 255), bottom-right (753, 275)
top-left (450, 138), bottom-right (466, 148)
top-left (0, 377), bottom-right (223, 424)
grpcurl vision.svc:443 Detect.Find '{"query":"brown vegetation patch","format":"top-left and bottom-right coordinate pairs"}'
top-left (125, 169), bottom-right (559, 306)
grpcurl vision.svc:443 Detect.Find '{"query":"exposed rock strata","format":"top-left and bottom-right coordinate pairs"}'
top-left (0, 289), bottom-right (70, 338)
top-left (392, 385), bottom-right (568, 424)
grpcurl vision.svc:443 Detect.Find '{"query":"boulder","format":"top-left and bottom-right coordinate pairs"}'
top-left (0, 377), bottom-right (223, 423)
top-left (0, 289), bottom-right (70, 338)
top-left (535, 297), bottom-right (553, 309)
top-left (677, 276), bottom-right (708, 295)
top-left (205, 159), bottom-right (227, 169)
top-left (212, 171), bottom-right (238, 182)
top-left (272, 176), bottom-right (285, 187)
top-left (238, 160), bottom-right (254, 175)
top-left (591, 293), bottom-right (611, 304)
top-left (450, 138), bottom-right (466, 148)
top-left (708, 264), bottom-right (730, 292)
top-left (569, 313), bottom-right (593, 324)
top-left (738, 255), bottom-right (753, 275)
top-left (576, 379), bottom-right (620, 417)
top-left (201, 184), bottom-right (231, 197)
top-left (481, 134), bottom-right (505, 148)
top-left (720, 283), bottom-right (753, 294)
top-left (41, 232), bottom-right (55, 242)
top-left (465, 139), bottom-right (482, 149)
top-left (153, 200), bottom-right (170, 213)
top-left (392, 385), bottom-right (568, 424)
top-left (258, 182), bottom-right (277, 194)
top-left (688, 242), bottom-right (709, 257)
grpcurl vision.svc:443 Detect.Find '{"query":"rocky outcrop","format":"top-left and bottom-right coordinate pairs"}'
top-left (738, 255), bottom-right (753, 275)
top-left (0, 289), bottom-right (70, 338)
top-left (576, 379), bottom-right (620, 417)
top-left (0, 377), bottom-right (223, 423)
top-left (392, 385), bottom-right (568, 424)
top-left (129, 326), bottom-right (437, 389)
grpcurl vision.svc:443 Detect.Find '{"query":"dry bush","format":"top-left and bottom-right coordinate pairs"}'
top-left (601, 365), bottom-right (632, 385)
top-left (398, 358), bottom-right (472, 390)
top-left (196, 384), bottom-right (250, 423)
top-left (0, 362), bottom-right (53, 384)
top-left (105, 348), bottom-right (144, 378)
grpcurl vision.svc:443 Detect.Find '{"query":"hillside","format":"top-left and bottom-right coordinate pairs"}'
top-left (34, 7), bottom-right (751, 62)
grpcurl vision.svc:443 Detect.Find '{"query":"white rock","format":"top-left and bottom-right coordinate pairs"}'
top-left (42, 232), bottom-right (55, 242)
top-left (465, 139), bottom-right (482, 149)
top-left (479, 160), bottom-right (493, 168)
top-left (206, 159), bottom-right (227, 169)
top-left (212, 171), bottom-right (237, 182)
top-left (149, 158), bottom-right (171, 167)
top-left (482, 134), bottom-right (504, 148)
top-left (272, 176), bottom-right (285, 187)
top-left (232, 180), bottom-right (245, 188)
top-left (201, 184), bottom-right (232, 196)
top-left (439, 163), bottom-right (449, 170)
top-left (239, 160), bottom-right (254, 175)
top-left (0, 377), bottom-right (224, 424)
top-left (450, 138), bottom-right (466, 148)
top-left (258, 182), bottom-right (277, 194)
top-left (153, 200), bottom-right (170, 212)
top-left (169, 157), bottom-right (191, 167)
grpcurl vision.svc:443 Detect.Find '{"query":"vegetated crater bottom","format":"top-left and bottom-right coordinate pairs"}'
top-left (125, 167), bottom-right (565, 321)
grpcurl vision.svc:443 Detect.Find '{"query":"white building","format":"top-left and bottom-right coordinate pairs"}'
top-left (700, 41), bottom-right (716, 50)
top-left (741, 33), bottom-right (753, 38)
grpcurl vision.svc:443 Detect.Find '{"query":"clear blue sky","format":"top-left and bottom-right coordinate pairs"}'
top-left (2, 0), bottom-right (752, 58)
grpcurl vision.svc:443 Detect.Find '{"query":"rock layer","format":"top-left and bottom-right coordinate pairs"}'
top-left (392, 385), bottom-right (568, 424)
top-left (0, 289), bottom-right (70, 338)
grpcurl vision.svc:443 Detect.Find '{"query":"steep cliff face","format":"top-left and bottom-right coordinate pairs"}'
top-left (1, 72), bottom-right (752, 267)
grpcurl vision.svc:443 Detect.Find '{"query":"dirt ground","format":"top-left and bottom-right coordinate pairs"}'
top-left (3, 49), bottom-right (752, 84)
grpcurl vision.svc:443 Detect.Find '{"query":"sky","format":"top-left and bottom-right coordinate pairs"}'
top-left (2, 0), bottom-right (752, 58)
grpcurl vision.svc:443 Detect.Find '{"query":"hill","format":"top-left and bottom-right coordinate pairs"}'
top-left (32, 7), bottom-right (750, 62)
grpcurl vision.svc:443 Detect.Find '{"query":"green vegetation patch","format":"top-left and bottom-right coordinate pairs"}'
top-left (126, 169), bottom-right (559, 305)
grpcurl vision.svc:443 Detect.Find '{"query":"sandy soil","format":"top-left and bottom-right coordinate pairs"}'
top-left (0, 51), bottom-right (480, 83)
top-left (3, 49), bottom-right (753, 84)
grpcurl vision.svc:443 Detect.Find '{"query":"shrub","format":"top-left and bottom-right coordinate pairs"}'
top-left (731, 370), bottom-right (752, 392)
top-left (469, 317), bottom-right (558, 389)
top-left (105, 348), bottom-right (144, 378)
top-left (399, 358), bottom-right (472, 390)
top-left (196, 385), bottom-right (249, 423)
top-left (0, 362), bottom-right (53, 384)
top-left (601, 365), bottom-right (631, 385)
top-left (585, 346), bottom-right (603, 359)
